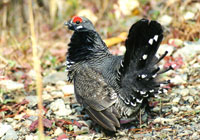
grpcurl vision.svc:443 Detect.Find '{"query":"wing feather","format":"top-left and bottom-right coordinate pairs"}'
top-left (74, 65), bottom-right (120, 131)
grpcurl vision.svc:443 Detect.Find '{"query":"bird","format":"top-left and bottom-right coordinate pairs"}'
top-left (64, 16), bottom-right (173, 132)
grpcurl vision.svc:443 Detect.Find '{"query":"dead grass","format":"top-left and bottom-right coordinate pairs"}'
top-left (28, 0), bottom-right (44, 139)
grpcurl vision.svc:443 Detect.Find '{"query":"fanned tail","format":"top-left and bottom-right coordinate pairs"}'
top-left (117, 19), bottom-right (173, 107)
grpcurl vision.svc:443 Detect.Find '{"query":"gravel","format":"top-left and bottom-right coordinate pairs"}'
top-left (25, 96), bottom-right (38, 107)
top-left (1, 41), bottom-right (200, 140)
top-left (0, 124), bottom-right (12, 137)
top-left (49, 99), bottom-right (72, 117)
top-left (0, 80), bottom-right (24, 91)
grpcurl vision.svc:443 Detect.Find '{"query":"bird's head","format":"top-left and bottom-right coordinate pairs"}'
top-left (64, 16), bottom-right (95, 32)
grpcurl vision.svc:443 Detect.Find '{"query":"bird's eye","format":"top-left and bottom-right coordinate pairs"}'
top-left (72, 16), bottom-right (82, 24)
top-left (76, 21), bottom-right (80, 24)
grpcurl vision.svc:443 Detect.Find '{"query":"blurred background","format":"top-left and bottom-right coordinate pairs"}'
top-left (0, 0), bottom-right (200, 139)
top-left (0, 0), bottom-right (200, 79)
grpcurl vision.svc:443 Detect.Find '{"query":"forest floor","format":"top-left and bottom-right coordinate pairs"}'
top-left (1, 39), bottom-right (200, 140)
top-left (1, 0), bottom-right (200, 140)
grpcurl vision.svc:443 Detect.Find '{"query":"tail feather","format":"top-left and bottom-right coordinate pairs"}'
top-left (120, 19), bottom-right (163, 75)
top-left (118, 19), bottom-right (172, 108)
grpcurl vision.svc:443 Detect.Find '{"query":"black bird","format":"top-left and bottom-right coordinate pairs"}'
top-left (64, 16), bottom-right (173, 131)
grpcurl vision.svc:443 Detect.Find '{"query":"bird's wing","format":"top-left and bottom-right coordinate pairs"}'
top-left (74, 65), bottom-right (120, 131)
top-left (116, 19), bottom-right (172, 107)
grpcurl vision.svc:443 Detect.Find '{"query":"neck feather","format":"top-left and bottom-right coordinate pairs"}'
top-left (67, 31), bottom-right (110, 63)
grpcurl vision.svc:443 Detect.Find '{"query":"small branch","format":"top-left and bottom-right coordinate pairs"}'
top-left (28, 0), bottom-right (44, 139)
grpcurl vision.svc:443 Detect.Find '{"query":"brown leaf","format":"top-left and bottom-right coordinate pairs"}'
top-left (56, 119), bottom-right (72, 127)
top-left (57, 134), bottom-right (68, 140)
top-left (164, 56), bottom-right (184, 69)
top-left (43, 118), bottom-right (53, 128)
top-left (104, 32), bottom-right (127, 47)
top-left (29, 119), bottom-right (38, 131)
top-left (29, 118), bottom-right (53, 131)
top-left (73, 120), bottom-right (82, 128)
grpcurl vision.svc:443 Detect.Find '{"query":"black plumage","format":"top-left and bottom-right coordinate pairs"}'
top-left (64, 16), bottom-right (172, 131)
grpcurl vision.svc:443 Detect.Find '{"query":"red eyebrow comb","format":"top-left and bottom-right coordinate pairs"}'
top-left (72, 16), bottom-right (83, 23)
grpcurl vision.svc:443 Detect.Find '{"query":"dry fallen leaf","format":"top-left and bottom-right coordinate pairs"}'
top-left (104, 32), bottom-right (127, 47)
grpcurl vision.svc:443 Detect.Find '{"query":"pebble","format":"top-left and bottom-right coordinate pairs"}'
top-left (189, 88), bottom-right (198, 95)
top-left (158, 15), bottom-right (172, 26)
top-left (5, 118), bottom-right (13, 123)
top-left (27, 70), bottom-right (36, 80)
top-left (0, 80), bottom-right (24, 91)
top-left (191, 132), bottom-right (200, 139)
top-left (172, 106), bottom-right (179, 113)
top-left (153, 117), bottom-right (176, 125)
top-left (50, 91), bottom-right (64, 98)
top-left (118, 137), bottom-right (129, 140)
top-left (85, 120), bottom-right (92, 128)
top-left (42, 91), bottom-right (52, 100)
top-left (54, 127), bottom-right (63, 136)
top-left (186, 105), bottom-right (192, 111)
top-left (0, 124), bottom-right (12, 137)
top-left (158, 44), bottom-right (175, 56)
top-left (61, 84), bottom-right (74, 94)
top-left (152, 106), bottom-right (160, 112)
top-left (183, 96), bottom-right (194, 103)
top-left (25, 96), bottom-right (38, 107)
top-left (172, 97), bottom-right (181, 103)
top-left (13, 71), bottom-right (24, 80)
top-left (180, 89), bottom-right (190, 96)
top-left (25, 135), bottom-right (34, 140)
top-left (43, 72), bottom-right (68, 85)
top-left (78, 121), bottom-right (89, 127)
top-left (162, 107), bottom-right (171, 113)
top-left (195, 106), bottom-right (200, 110)
top-left (25, 135), bottom-right (38, 140)
top-left (168, 38), bottom-right (183, 46)
top-left (161, 128), bottom-right (173, 132)
top-left (133, 133), bottom-right (152, 139)
top-left (68, 115), bottom-right (79, 120)
top-left (28, 116), bottom-right (38, 121)
top-left (171, 75), bottom-right (186, 84)
top-left (4, 128), bottom-right (18, 140)
top-left (50, 99), bottom-right (72, 116)
top-left (44, 85), bottom-right (56, 92)
top-left (180, 105), bottom-right (192, 111)
top-left (56, 80), bottom-right (66, 86)
top-left (174, 41), bottom-right (200, 61)
top-left (81, 126), bottom-right (90, 133)
top-left (178, 130), bottom-right (193, 136)
top-left (23, 120), bottom-right (32, 128)
top-left (75, 135), bottom-right (92, 140)
top-left (12, 121), bottom-right (21, 130)
top-left (73, 125), bottom-right (80, 133)
top-left (14, 112), bottom-right (26, 121)
top-left (75, 106), bottom-right (83, 112)
top-left (184, 11), bottom-right (195, 20)
top-left (19, 127), bottom-right (27, 136)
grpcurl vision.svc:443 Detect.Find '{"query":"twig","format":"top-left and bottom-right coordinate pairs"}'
top-left (139, 109), bottom-right (142, 128)
top-left (28, 0), bottom-right (44, 139)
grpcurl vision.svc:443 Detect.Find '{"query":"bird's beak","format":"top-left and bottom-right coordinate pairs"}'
top-left (64, 21), bottom-right (69, 26)
top-left (64, 20), bottom-right (83, 31)
top-left (64, 20), bottom-right (74, 30)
